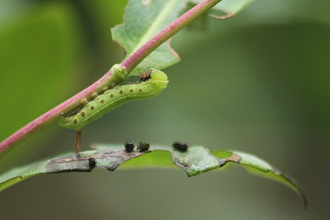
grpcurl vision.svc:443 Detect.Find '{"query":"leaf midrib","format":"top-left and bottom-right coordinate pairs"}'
top-left (131, 0), bottom-right (177, 53)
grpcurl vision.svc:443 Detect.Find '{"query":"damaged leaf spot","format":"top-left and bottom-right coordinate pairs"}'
top-left (171, 146), bottom-right (220, 177)
top-left (45, 149), bottom-right (148, 173)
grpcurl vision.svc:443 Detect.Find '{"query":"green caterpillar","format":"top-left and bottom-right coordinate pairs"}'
top-left (58, 69), bottom-right (168, 131)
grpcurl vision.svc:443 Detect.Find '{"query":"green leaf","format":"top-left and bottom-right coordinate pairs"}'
top-left (189, 0), bottom-right (254, 17)
top-left (211, 150), bottom-right (308, 209)
top-left (171, 146), bottom-right (220, 176)
top-left (214, 0), bottom-right (254, 15)
top-left (0, 145), bottom-right (307, 209)
top-left (111, 0), bottom-right (253, 75)
top-left (111, 0), bottom-right (183, 75)
top-left (236, 151), bottom-right (308, 209)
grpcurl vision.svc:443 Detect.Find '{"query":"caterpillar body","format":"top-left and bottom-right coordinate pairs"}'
top-left (58, 69), bottom-right (168, 131)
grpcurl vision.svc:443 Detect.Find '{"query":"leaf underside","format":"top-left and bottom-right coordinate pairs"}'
top-left (211, 0), bottom-right (254, 16)
top-left (186, 0), bottom-right (254, 20)
top-left (111, 0), bottom-right (183, 75)
top-left (0, 145), bottom-right (307, 209)
top-left (111, 0), bottom-right (254, 75)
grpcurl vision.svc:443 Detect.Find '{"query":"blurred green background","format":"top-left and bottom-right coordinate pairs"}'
top-left (0, 0), bottom-right (329, 219)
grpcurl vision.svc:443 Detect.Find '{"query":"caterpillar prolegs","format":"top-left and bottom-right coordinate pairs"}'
top-left (58, 69), bottom-right (168, 154)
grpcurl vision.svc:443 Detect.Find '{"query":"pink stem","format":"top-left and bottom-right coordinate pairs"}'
top-left (0, 71), bottom-right (113, 155)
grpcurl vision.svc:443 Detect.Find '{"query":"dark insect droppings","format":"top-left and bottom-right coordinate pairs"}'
top-left (88, 158), bottom-right (96, 168)
top-left (137, 142), bottom-right (150, 152)
top-left (172, 141), bottom-right (188, 152)
top-left (124, 140), bottom-right (135, 152)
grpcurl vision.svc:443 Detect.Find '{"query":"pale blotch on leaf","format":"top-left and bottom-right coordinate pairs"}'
top-left (141, 0), bottom-right (152, 6)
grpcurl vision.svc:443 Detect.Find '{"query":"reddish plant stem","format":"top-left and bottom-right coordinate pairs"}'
top-left (0, 72), bottom-right (113, 156)
top-left (0, 0), bottom-right (221, 156)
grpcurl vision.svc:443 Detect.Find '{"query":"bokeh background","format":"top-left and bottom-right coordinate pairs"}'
top-left (1, 0), bottom-right (329, 219)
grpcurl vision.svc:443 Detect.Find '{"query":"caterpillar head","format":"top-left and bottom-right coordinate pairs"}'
top-left (149, 69), bottom-right (168, 90)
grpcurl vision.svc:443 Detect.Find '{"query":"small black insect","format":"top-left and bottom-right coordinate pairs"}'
top-left (124, 140), bottom-right (135, 152)
top-left (172, 141), bottom-right (188, 152)
top-left (139, 70), bottom-right (152, 82)
top-left (137, 142), bottom-right (150, 152)
top-left (88, 158), bottom-right (96, 168)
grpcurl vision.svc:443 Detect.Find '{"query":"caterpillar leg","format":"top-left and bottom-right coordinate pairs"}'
top-left (76, 130), bottom-right (82, 156)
